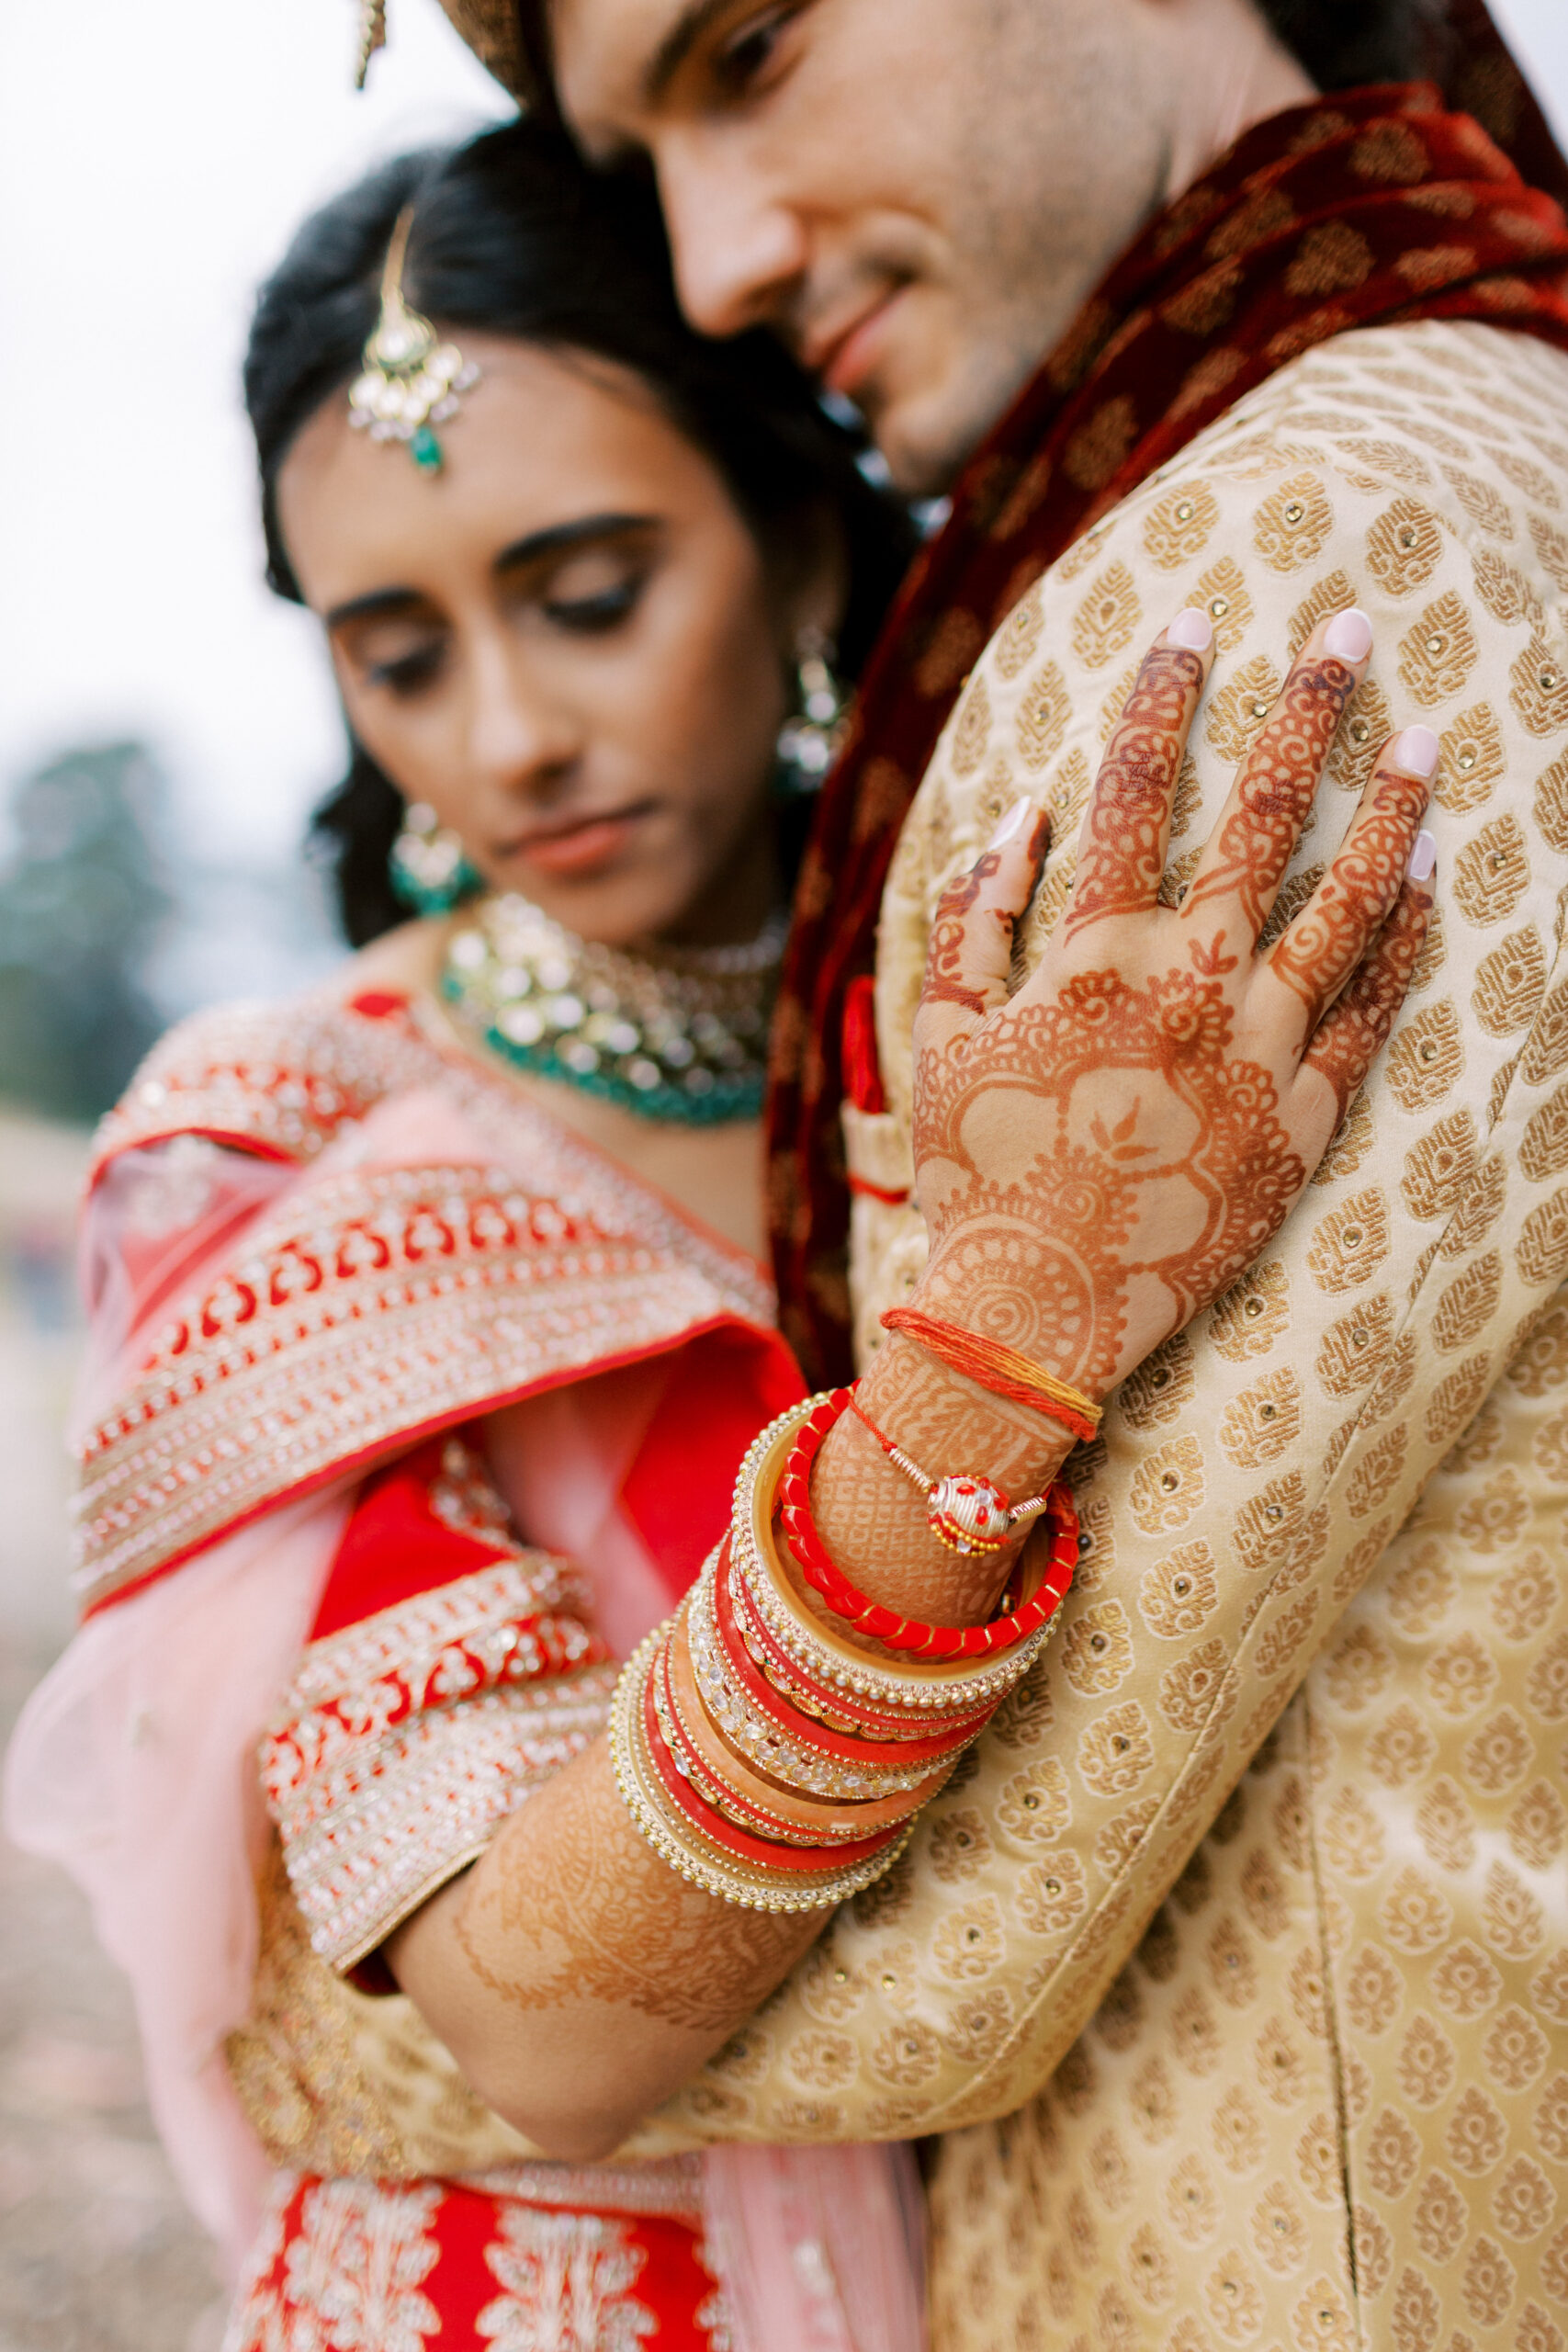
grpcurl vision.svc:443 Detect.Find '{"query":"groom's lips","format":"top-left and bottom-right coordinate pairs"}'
top-left (807, 289), bottom-right (904, 404)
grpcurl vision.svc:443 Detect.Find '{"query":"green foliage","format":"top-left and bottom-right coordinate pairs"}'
top-left (0, 742), bottom-right (172, 1123)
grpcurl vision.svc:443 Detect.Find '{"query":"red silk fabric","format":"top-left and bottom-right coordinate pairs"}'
top-left (226, 2173), bottom-right (728, 2352)
top-left (765, 77), bottom-right (1568, 1387)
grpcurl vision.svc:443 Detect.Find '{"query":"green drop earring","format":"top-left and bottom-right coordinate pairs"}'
top-left (389, 803), bottom-right (483, 917)
top-left (347, 206), bottom-right (480, 475)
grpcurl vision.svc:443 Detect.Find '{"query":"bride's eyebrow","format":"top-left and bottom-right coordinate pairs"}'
top-left (325, 585), bottom-right (426, 630)
top-left (492, 513), bottom-right (660, 576)
top-left (324, 515), bottom-right (660, 629)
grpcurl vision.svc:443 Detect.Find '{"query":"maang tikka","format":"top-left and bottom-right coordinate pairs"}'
top-left (347, 208), bottom-right (479, 473)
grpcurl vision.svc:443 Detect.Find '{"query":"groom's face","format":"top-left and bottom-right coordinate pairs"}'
top-left (550, 0), bottom-right (1170, 494)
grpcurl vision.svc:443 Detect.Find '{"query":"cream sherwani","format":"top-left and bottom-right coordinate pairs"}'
top-left (651, 316), bottom-right (1568, 2351)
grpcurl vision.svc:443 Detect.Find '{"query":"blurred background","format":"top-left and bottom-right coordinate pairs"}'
top-left (0, 1), bottom-right (1566, 2344)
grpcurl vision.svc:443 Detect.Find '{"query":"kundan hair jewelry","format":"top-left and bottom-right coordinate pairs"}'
top-left (347, 206), bottom-right (480, 472)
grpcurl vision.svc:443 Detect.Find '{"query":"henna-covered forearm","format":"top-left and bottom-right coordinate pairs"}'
top-left (389, 1735), bottom-right (818, 2159)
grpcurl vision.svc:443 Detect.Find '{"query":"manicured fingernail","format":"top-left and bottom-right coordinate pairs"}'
top-left (1390, 725), bottom-right (1440, 779)
top-left (1406, 830), bottom-right (1438, 883)
top-left (987, 797), bottom-right (1032, 848)
top-left (1167, 607), bottom-right (1213, 651)
top-left (1324, 607), bottom-right (1373, 662)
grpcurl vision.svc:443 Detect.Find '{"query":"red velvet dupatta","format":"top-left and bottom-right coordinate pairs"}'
top-left (767, 68), bottom-right (1568, 1386)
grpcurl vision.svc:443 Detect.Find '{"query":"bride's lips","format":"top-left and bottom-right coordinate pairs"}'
top-left (506, 803), bottom-right (653, 878)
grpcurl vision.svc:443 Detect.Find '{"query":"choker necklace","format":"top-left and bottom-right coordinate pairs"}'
top-left (442, 894), bottom-right (786, 1125)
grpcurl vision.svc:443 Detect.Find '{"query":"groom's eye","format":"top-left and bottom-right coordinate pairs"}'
top-left (711, 5), bottom-right (797, 99)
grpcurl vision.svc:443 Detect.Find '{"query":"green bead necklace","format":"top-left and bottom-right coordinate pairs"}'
top-left (443, 894), bottom-right (785, 1126)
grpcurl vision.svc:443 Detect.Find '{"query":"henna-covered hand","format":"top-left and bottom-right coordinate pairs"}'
top-left (910, 605), bottom-right (1437, 1408)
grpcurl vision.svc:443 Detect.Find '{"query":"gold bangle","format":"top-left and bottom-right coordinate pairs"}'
top-left (666, 1604), bottom-right (945, 1841)
top-left (609, 1631), bottom-right (913, 1914)
top-left (686, 1555), bottom-right (945, 1803)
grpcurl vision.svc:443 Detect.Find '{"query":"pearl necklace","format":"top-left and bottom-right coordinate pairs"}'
top-left (442, 893), bottom-right (785, 1125)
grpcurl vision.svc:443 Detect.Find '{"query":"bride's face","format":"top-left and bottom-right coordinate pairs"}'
top-left (277, 331), bottom-right (837, 948)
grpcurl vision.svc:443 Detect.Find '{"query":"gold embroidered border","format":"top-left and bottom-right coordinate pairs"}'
top-left (265, 1560), bottom-right (617, 1970)
top-left (88, 995), bottom-right (431, 1179)
top-left (461, 2156), bottom-right (705, 2222)
top-left (74, 1163), bottom-right (750, 1611)
top-left (273, 1674), bottom-right (615, 1970)
top-left (276, 1551), bottom-right (594, 1723)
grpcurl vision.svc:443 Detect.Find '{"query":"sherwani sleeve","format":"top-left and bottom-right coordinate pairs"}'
top-left (645, 317), bottom-right (1568, 2146)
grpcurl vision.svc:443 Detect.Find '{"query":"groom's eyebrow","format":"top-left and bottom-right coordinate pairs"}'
top-left (641, 0), bottom-right (735, 105)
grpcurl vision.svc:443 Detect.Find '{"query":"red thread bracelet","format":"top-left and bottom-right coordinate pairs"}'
top-left (880, 1306), bottom-right (1100, 1445)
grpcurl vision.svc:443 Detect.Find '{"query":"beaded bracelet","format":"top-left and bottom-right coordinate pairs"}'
top-left (846, 1393), bottom-right (1052, 1555)
top-left (881, 1305), bottom-right (1101, 1444)
top-left (778, 1388), bottom-right (1080, 1659)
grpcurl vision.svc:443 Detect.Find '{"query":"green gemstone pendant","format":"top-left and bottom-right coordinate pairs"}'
top-left (410, 424), bottom-right (443, 473)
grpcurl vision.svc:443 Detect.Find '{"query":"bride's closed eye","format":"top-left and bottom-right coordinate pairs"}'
top-left (532, 545), bottom-right (652, 635)
top-left (540, 575), bottom-right (647, 633)
top-left (362, 632), bottom-right (446, 697)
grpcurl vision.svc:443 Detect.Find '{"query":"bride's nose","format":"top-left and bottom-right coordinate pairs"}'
top-left (465, 632), bottom-right (582, 797)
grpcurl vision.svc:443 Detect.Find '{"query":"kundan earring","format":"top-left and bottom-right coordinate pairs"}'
top-left (347, 207), bottom-right (479, 473)
top-left (774, 627), bottom-right (849, 795)
top-left (389, 803), bottom-right (482, 916)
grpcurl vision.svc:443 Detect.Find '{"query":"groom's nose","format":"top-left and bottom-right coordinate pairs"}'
top-left (657, 141), bottom-right (809, 341)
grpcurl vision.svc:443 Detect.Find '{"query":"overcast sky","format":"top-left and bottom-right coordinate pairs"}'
top-left (3, 0), bottom-right (1566, 871)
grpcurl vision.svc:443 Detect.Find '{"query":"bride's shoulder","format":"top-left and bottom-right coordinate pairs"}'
top-left (90, 922), bottom-right (453, 1179)
top-left (326, 915), bottom-right (447, 1005)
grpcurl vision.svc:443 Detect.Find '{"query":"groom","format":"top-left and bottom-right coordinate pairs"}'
top-left (443, 2), bottom-right (1568, 2343)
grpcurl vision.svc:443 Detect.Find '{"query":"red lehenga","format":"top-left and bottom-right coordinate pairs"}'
top-left (4, 985), bottom-right (925, 2352)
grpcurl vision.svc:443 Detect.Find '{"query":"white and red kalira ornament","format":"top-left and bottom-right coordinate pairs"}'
top-left (848, 1399), bottom-right (1052, 1556)
top-left (924, 1475), bottom-right (1033, 1556)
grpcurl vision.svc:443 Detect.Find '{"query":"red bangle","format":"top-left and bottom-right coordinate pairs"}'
top-left (727, 1542), bottom-right (1005, 1738)
top-left (777, 1388), bottom-right (1078, 1659)
top-left (713, 1536), bottom-right (994, 1759)
top-left (641, 1657), bottom-right (900, 1872)
top-left (880, 1306), bottom-right (1101, 1444)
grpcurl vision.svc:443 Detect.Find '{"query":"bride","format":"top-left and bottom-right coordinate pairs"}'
top-left (6, 118), bottom-right (1434, 2352)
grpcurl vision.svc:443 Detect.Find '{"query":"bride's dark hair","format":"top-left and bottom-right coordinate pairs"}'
top-left (244, 119), bottom-right (915, 944)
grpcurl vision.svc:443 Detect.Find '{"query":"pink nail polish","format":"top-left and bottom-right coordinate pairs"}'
top-left (987, 797), bottom-right (1032, 849)
top-left (1405, 830), bottom-right (1438, 883)
top-left (1390, 725), bottom-right (1439, 778)
top-left (1168, 607), bottom-right (1213, 651)
top-left (1324, 608), bottom-right (1373, 662)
